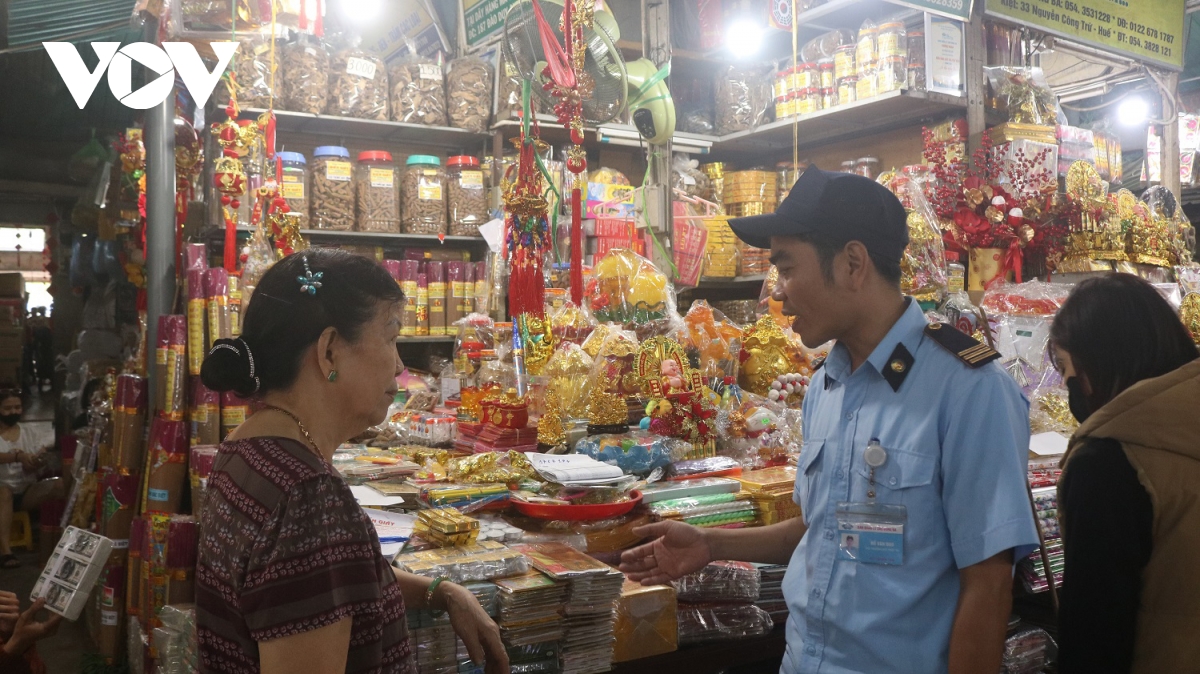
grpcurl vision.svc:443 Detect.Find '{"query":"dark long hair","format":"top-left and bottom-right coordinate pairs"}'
top-left (201, 250), bottom-right (403, 397)
top-left (1050, 274), bottom-right (1198, 412)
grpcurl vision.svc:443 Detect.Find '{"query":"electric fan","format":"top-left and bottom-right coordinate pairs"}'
top-left (502, 0), bottom-right (675, 144)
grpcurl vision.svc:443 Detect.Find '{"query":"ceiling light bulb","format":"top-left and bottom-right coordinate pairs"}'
top-left (1118, 96), bottom-right (1148, 126)
top-left (726, 20), bottom-right (763, 59)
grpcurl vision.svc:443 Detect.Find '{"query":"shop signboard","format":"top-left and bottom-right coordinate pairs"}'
top-left (461, 0), bottom-right (520, 50)
top-left (886, 0), bottom-right (973, 22)
top-left (986, 0), bottom-right (1185, 70)
top-left (359, 0), bottom-right (452, 62)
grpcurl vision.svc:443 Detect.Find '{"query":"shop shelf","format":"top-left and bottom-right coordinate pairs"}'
top-left (492, 115), bottom-right (716, 154)
top-left (686, 274), bottom-right (769, 289)
top-left (397, 335), bottom-right (456, 344)
top-left (227, 227), bottom-right (489, 249)
top-left (709, 89), bottom-right (966, 155)
top-left (242, 108), bottom-right (492, 149)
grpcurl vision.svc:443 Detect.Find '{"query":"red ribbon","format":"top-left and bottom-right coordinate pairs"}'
top-left (986, 240), bottom-right (1023, 290)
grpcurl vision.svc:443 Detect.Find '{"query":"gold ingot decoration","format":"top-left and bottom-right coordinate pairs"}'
top-left (543, 342), bottom-right (594, 419)
top-left (739, 315), bottom-right (802, 396)
top-left (519, 314), bottom-right (556, 376)
top-left (1059, 161), bottom-right (1123, 272)
top-left (538, 398), bottom-right (567, 447)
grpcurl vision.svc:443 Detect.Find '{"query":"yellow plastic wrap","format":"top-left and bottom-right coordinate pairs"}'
top-left (613, 579), bottom-right (678, 663)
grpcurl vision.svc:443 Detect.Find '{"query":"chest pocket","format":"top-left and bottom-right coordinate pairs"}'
top-left (854, 447), bottom-right (937, 501)
top-left (797, 439), bottom-right (825, 524)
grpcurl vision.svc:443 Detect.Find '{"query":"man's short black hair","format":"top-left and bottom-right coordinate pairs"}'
top-left (795, 232), bottom-right (902, 288)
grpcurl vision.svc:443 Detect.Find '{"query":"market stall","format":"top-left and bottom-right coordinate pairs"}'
top-left (31, 0), bottom-right (1198, 672)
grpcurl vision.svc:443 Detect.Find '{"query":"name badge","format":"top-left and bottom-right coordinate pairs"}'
top-left (836, 502), bottom-right (906, 566)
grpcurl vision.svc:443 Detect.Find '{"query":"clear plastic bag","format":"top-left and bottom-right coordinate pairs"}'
top-left (879, 173), bottom-right (947, 303)
top-left (280, 35), bottom-right (329, 114)
top-left (986, 66), bottom-right (1062, 126)
top-left (328, 45), bottom-right (389, 120)
top-left (714, 65), bottom-right (772, 135)
top-left (216, 37), bottom-right (277, 109)
top-left (1002, 627), bottom-right (1058, 674)
top-left (587, 248), bottom-right (681, 340)
top-left (676, 602), bottom-right (773, 644)
top-left (542, 342), bottom-right (595, 420)
top-left (672, 560), bottom-right (761, 602)
top-left (671, 154), bottom-right (710, 199)
top-left (447, 56), bottom-right (493, 133)
top-left (676, 300), bottom-right (743, 383)
top-left (389, 54), bottom-right (447, 126)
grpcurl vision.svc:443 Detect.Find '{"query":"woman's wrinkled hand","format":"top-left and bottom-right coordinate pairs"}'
top-left (441, 582), bottom-right (509, 674)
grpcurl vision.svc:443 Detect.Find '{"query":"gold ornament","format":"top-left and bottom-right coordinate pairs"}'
top-left (1122, 188), bottom-right (1173, 267)
top-left (587, 370), bottom-right (629, 426)
top-left (1181, 293), bottom-right (1200, 344)
top-left (544, 342), bottom-right (594, 419)
top-left (739, 315), bottom-right (801, 395)
top-left (636, 336), bottom-right (700, 397)
top-left (520, 313), bottom-right (556, 375)
top-left (538, 397), bottom-right (567, 447)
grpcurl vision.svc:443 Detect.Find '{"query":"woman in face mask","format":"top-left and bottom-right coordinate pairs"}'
top-left (0, 391), bottom-right (55, 569)
top-left (1049, 274), bottom-right (1200, 674)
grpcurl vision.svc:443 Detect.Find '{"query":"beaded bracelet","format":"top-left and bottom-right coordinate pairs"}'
top-left (425, 576), bottom-right (449, 615)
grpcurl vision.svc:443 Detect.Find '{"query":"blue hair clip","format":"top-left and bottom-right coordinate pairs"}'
top-left (297, 255), bottom-right (323, 295)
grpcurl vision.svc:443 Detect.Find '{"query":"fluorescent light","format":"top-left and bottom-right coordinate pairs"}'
top-left (597, 125), bottom-right (713, 154)
top-left (726, 19), bottom-right (763, 59)
top-left (1118, 96), bottom-right (1149, 126)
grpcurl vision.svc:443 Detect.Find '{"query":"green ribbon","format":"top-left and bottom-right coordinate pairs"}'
top-left (629, 61), bottom-right (672, 106)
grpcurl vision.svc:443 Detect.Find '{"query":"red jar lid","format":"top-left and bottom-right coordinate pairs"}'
top-left (448, 155), bottom-right (480, 168)
top-left (358, 150), bottom-right (393, 163)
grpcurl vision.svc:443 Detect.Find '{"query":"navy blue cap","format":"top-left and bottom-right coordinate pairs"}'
top-left (729, 165), bottom-right (909, 263)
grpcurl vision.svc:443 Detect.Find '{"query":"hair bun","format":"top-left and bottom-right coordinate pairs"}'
top-left (200, 338), bottom-right (258, 396)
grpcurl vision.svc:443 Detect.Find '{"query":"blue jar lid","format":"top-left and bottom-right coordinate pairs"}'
top-left (278, 151), bottom-right (307, 165)
top-left (313, 145), bottom-right (350, 159)
top-left (406, 154), bottom-right (441, 166)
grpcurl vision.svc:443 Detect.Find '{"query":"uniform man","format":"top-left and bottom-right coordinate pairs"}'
top-left (620, 166), bottom-right (1039, 673)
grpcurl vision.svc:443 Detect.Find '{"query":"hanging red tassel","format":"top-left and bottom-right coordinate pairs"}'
top-left (570, 187), bottom-right (583, 304)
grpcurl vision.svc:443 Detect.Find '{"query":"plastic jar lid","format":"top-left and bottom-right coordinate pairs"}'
top-left (278, 151), bottom-right (306, 164)
top-left (407, 154), bottom-right (441, 166)
top-left (314, 145), bottom-right (350, 158)
top-left (358, 150), bottom-right (393, 162)
top-left (448, 155), bottom-right (480, 168)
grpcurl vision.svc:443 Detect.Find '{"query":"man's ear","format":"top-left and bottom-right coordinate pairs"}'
top-left (840, 241), bottom-right (872, 291)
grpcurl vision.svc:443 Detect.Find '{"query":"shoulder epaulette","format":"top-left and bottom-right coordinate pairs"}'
top-left (924, 323), bottom-right (1000, 368)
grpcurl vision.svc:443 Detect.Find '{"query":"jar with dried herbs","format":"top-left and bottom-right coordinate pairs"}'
top-left (446, 57), bottom-right (493, 133)
top-left (278, 152), bottom-right (309, 228)
top-left (447, 156), bottom-right (487, 236)
top-left (402, 155), bottom-right (447, 235)
top-left (311, 146), bottom-right (355, 231)
top-left (389, 57), bottom-right (447, 126)
top-left (280, 35), bottom-right (329, 114)
top-left (356, 151), bottom-right (400, 233)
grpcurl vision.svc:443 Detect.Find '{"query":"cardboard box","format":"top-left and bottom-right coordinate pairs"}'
top-left (0, 273), bottom-right (25, 299)
top-left (612, 579), bottom-right (678, 663)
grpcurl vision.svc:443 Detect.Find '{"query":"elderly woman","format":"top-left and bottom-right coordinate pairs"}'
top-left (198, 250), bottom-right (507, 674)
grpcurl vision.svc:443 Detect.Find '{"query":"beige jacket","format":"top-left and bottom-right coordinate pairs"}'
top-left (1060, 358), bottom-right (1200, 674)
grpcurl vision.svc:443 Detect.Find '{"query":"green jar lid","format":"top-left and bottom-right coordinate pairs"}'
top-left (406, 154), bottom-right (441, 166)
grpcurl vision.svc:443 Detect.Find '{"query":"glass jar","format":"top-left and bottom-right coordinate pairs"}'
top-left (878, 22), bottom-right (906, 60)
top-left (774, 67), bottom-right (792, 99)
top-left (855, 20), bottom-right (878, 76)
top-left (775, 94), bottom-right (790, 120)
top-left (838, 76), bottom-right (857, 105)
top-left (819, 59), bottom-right (835, 89)
top-left (311, 146), bottom-right (355, 230)
top-left (476, 349), bottom-right (514, 394)
top-left (355, 150), bottom-right (400, 233)
top-left (796, 88), bottom-right (820, 116)
top-left (796, 62), bottom-right (819, 90)
top-left (856, 71), bottom-right (877, 101)
top-left (908, 29), bottom-right (926, 67)
top-left (840, 160), bottom-right (856, 174)
top-left (878, 55), bottom-right (907, 93)
top-left (855, 157), bottom-right (880, 180)
top-left (821, 87), bottom-right (837, 110)
top-left (402, 155), bottom-right (447, 235)
top-left (447, 155), bottom-right (487, 237)
top-left (834, 45), bottom-right (856, 82)
top-left (278, 152), bottom-right (308, 228)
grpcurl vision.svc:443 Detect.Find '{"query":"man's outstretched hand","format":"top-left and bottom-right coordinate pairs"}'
top-left (619, 520), bottom-right (712, 585)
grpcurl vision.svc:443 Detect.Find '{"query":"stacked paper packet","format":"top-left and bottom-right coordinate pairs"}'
top-left (494, 571), bottom-right (569, 648)
top-left (753, 563), bottom-right (789, 622)
top-left (514, 542), bottom-right (624, 674)
top-left (736, 467), bottom-right (801, 525)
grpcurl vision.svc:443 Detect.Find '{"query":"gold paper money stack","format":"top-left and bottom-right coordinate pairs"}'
top-left (702, 216), bottom-right (739, 279)
top-left (415, 507), bottom-right (481, 547)
top-left (736, 466), bottom-right (802, 526)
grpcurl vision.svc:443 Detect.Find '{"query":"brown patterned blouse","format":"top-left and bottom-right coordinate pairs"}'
top-left (196, 437), bottom-right (416, 674)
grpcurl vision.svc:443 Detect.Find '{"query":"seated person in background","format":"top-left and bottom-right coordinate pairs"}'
top-left (0, 591), bottom-right (62, 674)
top-left (0, 391), bottom-right (56, 569)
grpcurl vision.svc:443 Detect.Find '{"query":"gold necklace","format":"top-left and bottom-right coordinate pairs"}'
top-left (262, 405), bottom-right (323, 459)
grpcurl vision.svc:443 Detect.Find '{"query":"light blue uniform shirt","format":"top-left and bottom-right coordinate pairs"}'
top-left (781, 299), bottom-right (1039, 674)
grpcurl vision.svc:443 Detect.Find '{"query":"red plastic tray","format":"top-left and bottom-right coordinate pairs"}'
top-left (511, 490), bottom-right (643, 521)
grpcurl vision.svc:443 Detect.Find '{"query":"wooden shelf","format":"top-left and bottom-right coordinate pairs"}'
top-left (685, 274), bottom-right (768, 289)
top-left (225, 227), bottom-right (489, 249)
top-left (242, 109), bottom-right (491, 150)
top-left (709, 89), bottom-right (966, 156)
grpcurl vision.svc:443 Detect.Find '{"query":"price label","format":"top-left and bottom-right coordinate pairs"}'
top-left (419, 63), bottom-right (442, 80)
top-left (370, 168), bottom-right (395, 188)
top-left (346, 56), bottom-right (378, 79)
top-left (419, 182), bottom-right (443, 200)
top-left (101, 610), bottom-right (119, 626)
top-left (460, 170), bottom-right (484, 187)
top-left (325, 160), bottom-right (352, 181)
top-left (281, 177), bottom-right (305, 200)
top-left (254, 42), bottom-right (271, 56)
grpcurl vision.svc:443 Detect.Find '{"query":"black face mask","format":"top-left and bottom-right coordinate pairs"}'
top-left (1066, 376), bottom-right (1091, 424)
top-left (0, 413), bottom-right (20, 426)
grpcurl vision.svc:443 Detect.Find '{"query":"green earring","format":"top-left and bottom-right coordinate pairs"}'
top-left (327, 370), bottom-right (338, 382)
